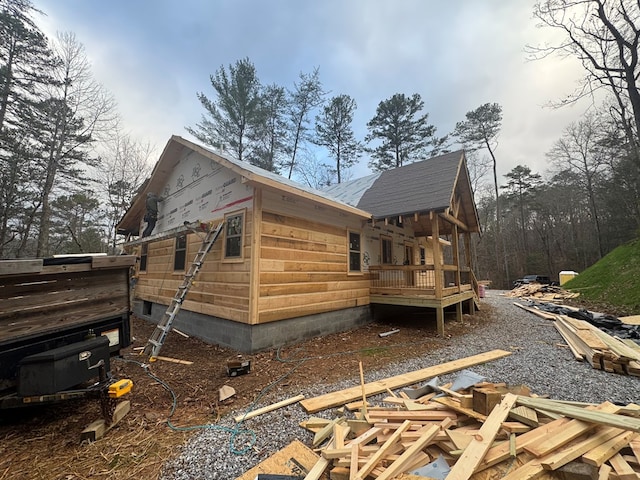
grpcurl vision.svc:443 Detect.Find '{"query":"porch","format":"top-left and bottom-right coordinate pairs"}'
top-left (368, 264), bottom-right (480, 336)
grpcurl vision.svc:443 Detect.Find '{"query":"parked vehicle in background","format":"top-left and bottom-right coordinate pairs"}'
top-left (512, 274), bottom-right (552, 288)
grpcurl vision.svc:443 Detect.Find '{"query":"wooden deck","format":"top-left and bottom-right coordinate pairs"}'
top-left (368, 265), bottom-right (479, 336)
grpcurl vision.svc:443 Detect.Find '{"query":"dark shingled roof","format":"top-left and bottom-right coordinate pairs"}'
top-left (326, 150), bottom-right (465, 218)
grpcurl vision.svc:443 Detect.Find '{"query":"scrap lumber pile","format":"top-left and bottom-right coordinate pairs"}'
top-left (515, 302), bottom-right (640, 377)
top-left (506, 283), bottom-right (579, 300)
top-left (299, 382), bottom-right (640, 480)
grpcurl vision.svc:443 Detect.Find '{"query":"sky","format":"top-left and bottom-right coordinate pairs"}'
top-left (34, 0), bottom-right (592, 185)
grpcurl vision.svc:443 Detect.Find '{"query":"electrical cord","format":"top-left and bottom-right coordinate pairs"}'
top-left (115, 335), bottom-right (440, 454)
top-left (116, 357), bottom-right (258, 455)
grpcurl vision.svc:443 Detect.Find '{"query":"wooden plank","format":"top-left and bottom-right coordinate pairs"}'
top-left (299, 350), bottom-right (512, 413)
top-left (539, 425), bottom-right (623, 470)
top-left (432, 396), bottom-right (488, 422)
top-left (474, 417), bottom-right (572, 472)
top-left (374, 424), bottom-right (440, 480)
top-left (446, 393), bottom-right (518, 480)
top-left (0, 259), bottom-right (43, 276)
top-left (525, 419), bottom-right (598, 457)
top-left (598, 464), bottom-right (612, 480)
top-left (233, 394), bottom-right (304, 423)
top-left (80, 400), bottom-right (130, 442)
top-left (92, 255), bottom-right (136, 269)
top-left (516, 397), bottom-right (640, 432)
top-left (353, 420), bottom-right (413, 480)
top-left (313, 417), bottom-right (344, 447)
top-left (630, 439), bottom-right (640, 464)
top-left (581, 431), bottom-right (639, 467)
top-left (607, 453), bottom-right (638, 480)
top-left (509, 406), bottom-right (539, 427)
top-left (303, 438), bottom-right (334, 480)
top-left (366, 410), bottom-right (457, 421)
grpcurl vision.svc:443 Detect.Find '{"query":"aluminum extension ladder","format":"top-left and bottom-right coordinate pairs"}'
top-left (142, 221), bottom-right (224, 360)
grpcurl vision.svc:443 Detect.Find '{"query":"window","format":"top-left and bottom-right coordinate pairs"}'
top-left (224, 212), bottom-right (244, 259)
top-left (174, 234), bottom-right (187, 271)
top-left (381, 236), bottom-right (393, 264)
top-left (139, 244), bottom-right (148, 272)
top-left (348, 231), bottom-right (361, 272)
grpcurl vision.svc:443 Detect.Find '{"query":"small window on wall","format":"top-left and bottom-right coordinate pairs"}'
top-left (174, 234), bottom-right (187, 271)
top-left (224, 211), bottom-right (244, 259)
top-left (381, 236), bottom-right (393, 264)
top-left (348, 231), bottom-right (361, 272)
top-left (139, 244), bottom-right (148, 272)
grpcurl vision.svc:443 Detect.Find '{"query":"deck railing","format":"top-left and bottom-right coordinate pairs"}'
top-left (369, 265), bottom-right (436, 290)
top-left (369, 264), bottom-right (476, 297)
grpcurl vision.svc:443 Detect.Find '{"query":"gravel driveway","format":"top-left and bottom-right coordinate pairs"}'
top-left (161, 289), bottom-right (640, 479)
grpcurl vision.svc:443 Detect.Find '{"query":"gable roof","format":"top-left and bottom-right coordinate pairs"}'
top-left (117, 136), bottom-right (371, 235)
top-left (323, 150), bottom-right (480, 235)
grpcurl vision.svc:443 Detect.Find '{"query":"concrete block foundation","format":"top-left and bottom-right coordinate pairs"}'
top-left (133, 300), bottom-right (373, 353)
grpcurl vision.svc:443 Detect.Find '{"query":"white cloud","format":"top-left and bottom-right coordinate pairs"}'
top-left (33, 0), bottom-right (593, 183)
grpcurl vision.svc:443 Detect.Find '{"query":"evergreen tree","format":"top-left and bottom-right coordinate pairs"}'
top-left (251, 83), bottom-right (288, 172)
top-left (365, 93), bottom-right (440, 171)
top-left (502, 165), bottom-right (542, 255)
top-left (314, 94), bottom-right (362, 184)
top-left (187, 57), bottom-right (263, 164)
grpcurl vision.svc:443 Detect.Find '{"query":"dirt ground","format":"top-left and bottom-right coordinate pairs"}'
top-left (0, 304), bottom-right (494, 480)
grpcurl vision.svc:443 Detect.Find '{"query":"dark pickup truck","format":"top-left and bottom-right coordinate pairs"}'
top-left (512, 274), bottom-right (552, 288)
top-left (0, 255), bottom-right (135, 409)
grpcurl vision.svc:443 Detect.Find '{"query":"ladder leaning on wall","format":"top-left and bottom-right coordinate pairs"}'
top-left (142, 221), bottom-right (224, 360)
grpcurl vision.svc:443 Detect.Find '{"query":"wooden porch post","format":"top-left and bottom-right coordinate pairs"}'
top-left (452, 224), bottom-right (462, 322)
top-left (452, 224), bottom-right (461, 292)
top-left (464, 231), bottom-right (476, 315)
top-left (432, 213), bottom-right (445, 336)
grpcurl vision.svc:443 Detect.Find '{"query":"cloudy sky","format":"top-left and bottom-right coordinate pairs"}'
top-left (34, 1), bottom-right (592, 184)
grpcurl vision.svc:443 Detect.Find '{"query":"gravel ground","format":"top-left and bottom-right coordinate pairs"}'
top-left (160, 290), bottom-right (640, 479)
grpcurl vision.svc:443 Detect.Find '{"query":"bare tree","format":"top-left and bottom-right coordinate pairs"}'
top-left (94, 128), bottom-right (154, 250)
top-left (34, 31), bottom-right (116, 257)
top-left (531, 1), bottom-right (640, 162)
top-left (547, 112), bottom-right (610, 258)
top-left (283, 67), bottom-right (325, 179)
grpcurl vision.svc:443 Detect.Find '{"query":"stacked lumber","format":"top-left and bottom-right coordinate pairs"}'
top-left (554, 315), bottom-right (640, 375)
top-left (506, 283), bottom-right (579, 300)
top-left (514, 302), bottom-right (640, 377)
top-left (299, 384), bottom-right (640, 480)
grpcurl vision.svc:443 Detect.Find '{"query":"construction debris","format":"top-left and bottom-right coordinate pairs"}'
top-left (379, 329), bottom-right (400, 338)
top-left (219, 385), bottom-right (236, 401)
top-left (506, 283), bottom-right (579, 300)
top-left (233, 394), bottom-right (305, 423)
top-left (234, 440), bottom-right (319, 480)
top-left (292, 380), bottom-right (640, 480)
top-left (299, 350), bottom-right (512, 413)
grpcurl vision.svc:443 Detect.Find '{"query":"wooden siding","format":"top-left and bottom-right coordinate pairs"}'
top-left (135, 213), bottom-right (252, 324)
top-left (258, 210), bottom-right (370, 323)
